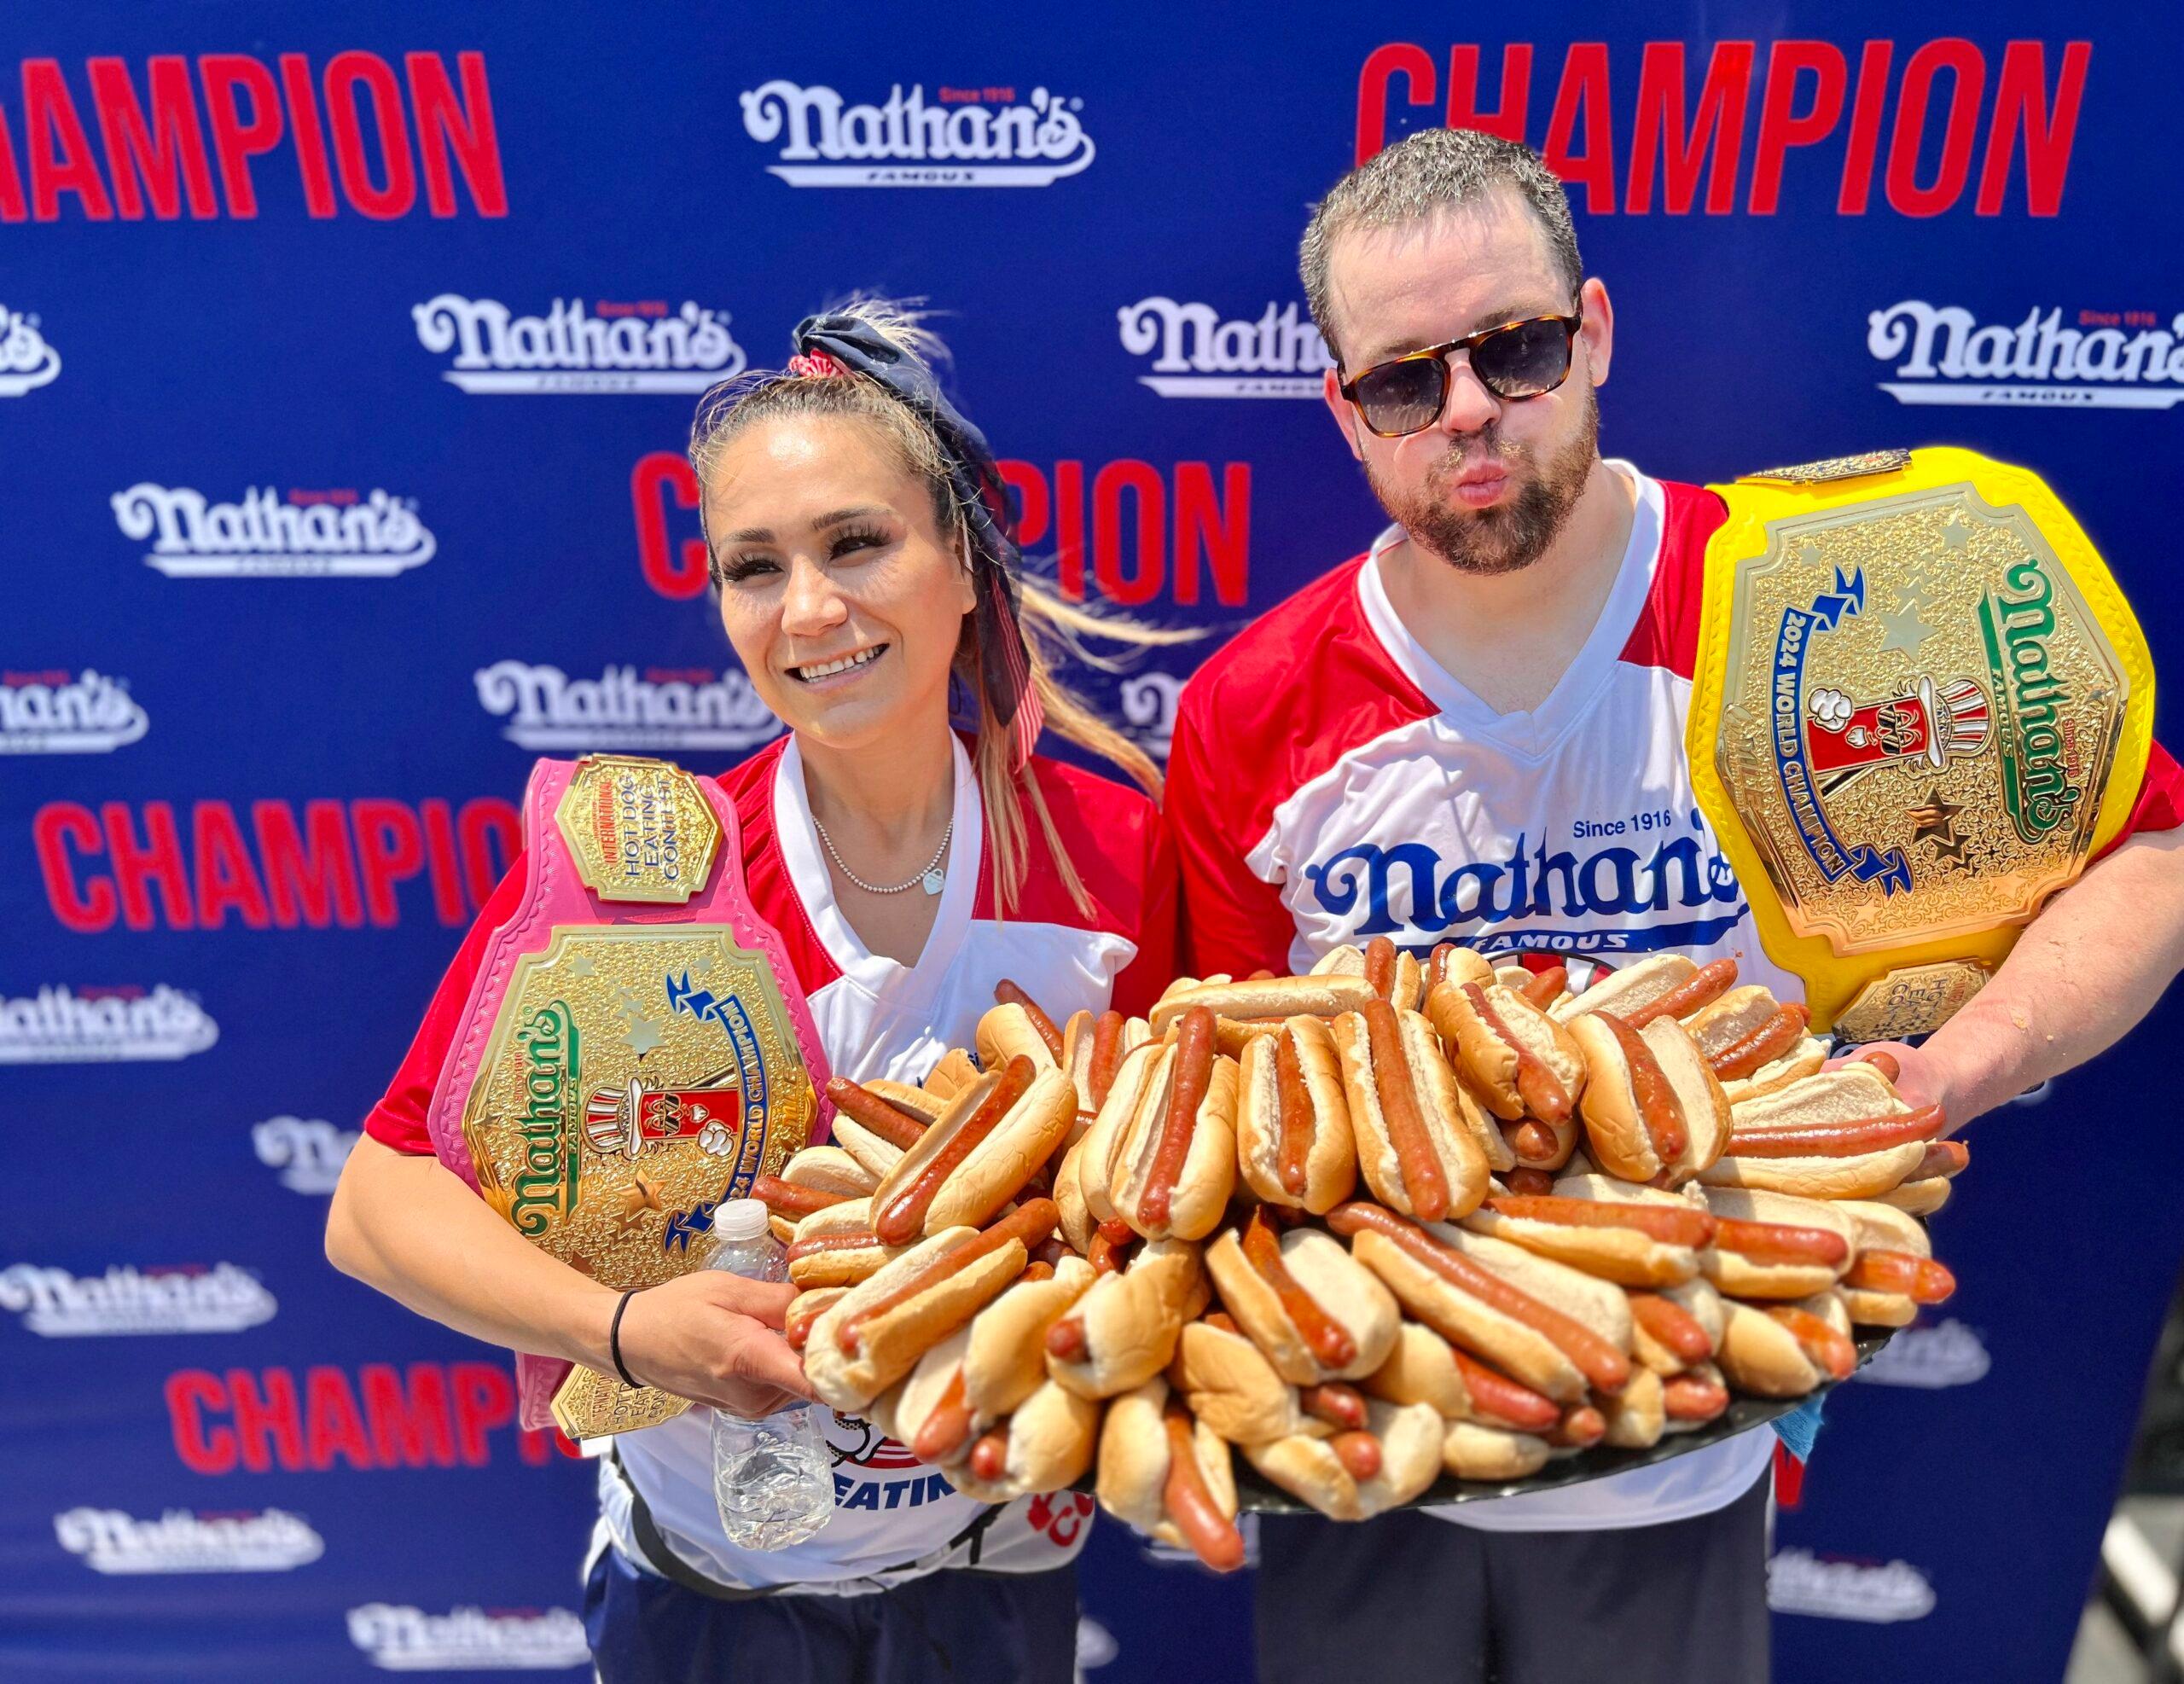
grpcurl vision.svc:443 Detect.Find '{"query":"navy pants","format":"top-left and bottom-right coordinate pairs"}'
top-left (1254, 1472), bottom-right (1771, 1684)
top-left (581, 1547), bottom-right (1080, 1684)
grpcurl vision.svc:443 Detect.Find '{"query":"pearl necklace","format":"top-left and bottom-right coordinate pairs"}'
top-left (813, 813), bottom-right (953, 897)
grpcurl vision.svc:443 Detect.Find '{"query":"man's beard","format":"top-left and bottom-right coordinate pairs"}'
top-left (1366, 388), bottom-right (1600, 577)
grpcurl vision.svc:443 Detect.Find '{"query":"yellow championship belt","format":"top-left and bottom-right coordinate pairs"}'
top-left (1686, 447), bottom-right (2155, 1042)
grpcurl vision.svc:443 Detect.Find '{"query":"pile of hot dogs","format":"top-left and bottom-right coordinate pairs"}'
top-left (753, 945), bottom-right (1965, 1571)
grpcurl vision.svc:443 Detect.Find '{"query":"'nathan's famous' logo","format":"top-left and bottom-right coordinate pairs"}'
top-left (2, 1263), bottom-right (275, 1335)
top-left (57, 1507), bottom-right (323, 1574)
top-left (741, 82), bottom-right (1093, 186)
top-left (1117, 299), bottom-right (1332, 398)
top-left (1868, 301), bottom-right (2184, 409)
top-left (0, 985), bottom-right (217, 1063)
top-left (111, 485), bottom-right (434, 578)
top-left (0, 669), bottom-right (147, 753)
top-left (0, 304), bottom-right (60, 396)
top-left (1978, 559), bottom-right (2083, 843)
top-left (413, 295), bottom-right (745, 392)
top-left (346, 1604), bottom-right (590, 1669)
top-left (508, 1002), bottom-right (582, 1238)
top-left (253, 1116), bottom-right (357, 1194)
top-left (474, 660), bottom-right (781, 752)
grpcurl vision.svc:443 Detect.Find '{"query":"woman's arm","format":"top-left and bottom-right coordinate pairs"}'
top-left (328, 1135), bottom-right (815, 1417)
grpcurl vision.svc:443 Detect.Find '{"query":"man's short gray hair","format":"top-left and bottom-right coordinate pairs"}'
top-left (1299, 128), bottom-right (1584, 368)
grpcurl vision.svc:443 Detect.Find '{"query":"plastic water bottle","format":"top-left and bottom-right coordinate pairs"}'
top-left (706, 1199), bottom-right (834, 1550)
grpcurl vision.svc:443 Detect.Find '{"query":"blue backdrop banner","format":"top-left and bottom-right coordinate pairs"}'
top-left (3, 3), bottom-right (2177, 1677)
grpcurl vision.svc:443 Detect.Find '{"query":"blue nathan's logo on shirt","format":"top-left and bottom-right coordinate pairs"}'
top-left (1304, 822), bottom-right (1745, 955)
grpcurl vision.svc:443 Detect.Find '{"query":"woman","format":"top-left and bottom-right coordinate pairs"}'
top-left (327, 300), bottom-right (1180, 1683)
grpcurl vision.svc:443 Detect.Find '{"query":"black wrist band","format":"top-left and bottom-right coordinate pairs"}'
top-left (609, 1289), bottom-right (642, 1389)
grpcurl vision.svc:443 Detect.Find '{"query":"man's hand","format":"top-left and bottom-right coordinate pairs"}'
top-left (610, 1272), bottom-right (818, 1420)
top-left (1825, 1041), bottom-right (1956, 1132)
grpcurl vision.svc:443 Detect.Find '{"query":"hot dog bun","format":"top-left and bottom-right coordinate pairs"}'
top-left (1060, 1009), bottom-right (1153, 1121)
top-left (977, 1002), bottom-right (1061, 1073)
top-left (1685, 987), bottom-right (1827, 1101)
top-left (1565, 1013), bottom-right (1730, 1185)
top-left (1548, 952), bottom-right (1699, 1025)
top-left (868, 1064), bottom-right (1077, 1239)
top-left (767, 1146), bottom-right (880, 1240)
top-left (1244, 1397), bottom-right (1443, 1520)
top-left (1080, 1038), bottom-right (1238, 1242)
top-left (1045, 1238), bottom-right (1205, 1399)
top-left (1873, 1175), bottom-right (1952, 1217)
top-left (1622, 1274), bottom-right (1725, 1375)
top-left (1203, 1226), bottom-right (1400, 1385)
top-left (1442, 1420), bottom-right (1552, 1480)
top-left (1699, 1186), bottom-right (1857, 1298)
top-left (936, 1379), bottom-right (1101, 1501)
top-left (1150, 974), bottom-right (1379, 1054)
top-left (1714, 1291), bottom-right (1854, 1398)
top-left (1235, 1016), bottom-right (1358, 1213)
top-left (1313, 942), bottom-right (1425, 1012)
top-left (785, 1199), bottom-right (903, 1288)
top-left (1599, 1366), bottom-right (1665, 1449)
top-left (1701, 1065), bottom-right (1924, 1199)
top-left (921, 1048), bottom-right (981, 1102)
top-left (1426, 980), bottom-right (1587, 1124)
top-left (1170, 1318), bottom-right (1320, 1444)
top-left (804, 1225), bottom-right (1028, 1411)
top-left (1095, 1379), bottom-right (1241, 1567)
top-left (1462, 1179), bottom-right (1708, 1288)
top-left (1331, 1005), bottom-right (1496, 1220)
top-left (1832, 1199), bottom-right (1935, 1327)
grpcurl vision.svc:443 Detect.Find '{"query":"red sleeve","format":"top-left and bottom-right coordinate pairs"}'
top-left (1165, 683), bottom-right (1298, 979)
top-left (2115, 740), bottom-right (2184, 843)
top-left (362, 853), bottom-right (527, 1155)
top-left (1110, 807), bottom-right (1179, 1019)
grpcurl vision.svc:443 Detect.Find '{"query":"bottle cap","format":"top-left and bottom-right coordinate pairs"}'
top-left (713, 1199), bottom-right (769, 1241)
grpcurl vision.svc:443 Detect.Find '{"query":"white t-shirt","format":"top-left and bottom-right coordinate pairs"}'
top-left (1167, 463), bottom-right (1778, 1531)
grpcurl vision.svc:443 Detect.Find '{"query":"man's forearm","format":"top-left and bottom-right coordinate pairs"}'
top-left (1920, 830), bottom-right (2184, 1124)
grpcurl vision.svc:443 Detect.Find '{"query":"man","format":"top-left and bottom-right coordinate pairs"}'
top-left (1163, 127), bottom-right (2184, 1683)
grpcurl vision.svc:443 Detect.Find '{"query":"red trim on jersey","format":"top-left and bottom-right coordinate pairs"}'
top-left (1616, 479), bottom-right (1727, 680)
top-left (715, 735), bottom-right (846, 1002)
top-left (1168, 557), bottom-right (1437, 977)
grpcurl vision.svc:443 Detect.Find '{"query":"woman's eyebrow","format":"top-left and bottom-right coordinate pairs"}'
top-left (717, 506), bottom-right (890, 546)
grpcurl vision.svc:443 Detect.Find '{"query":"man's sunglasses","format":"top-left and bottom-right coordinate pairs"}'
top-left (1337, 311), bottom-right (1584, 438)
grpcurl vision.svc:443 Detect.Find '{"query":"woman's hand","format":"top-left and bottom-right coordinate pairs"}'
top-left (609, 1272), bottom-right (820, 1420)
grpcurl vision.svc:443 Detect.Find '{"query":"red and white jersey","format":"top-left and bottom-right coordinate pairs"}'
top-left (1167, 461), bottom-right (2181, 1531)
top-left (367, 731), bottom-right (1173, 1589)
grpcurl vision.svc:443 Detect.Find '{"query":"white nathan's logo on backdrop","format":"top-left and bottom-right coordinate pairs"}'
top-left (111, 485), bottom-right (435, 578)
top-left (1852, 1317), bottom-right (1991, 1388)
top-left (413, 295), bottom-right (745, 393)
top-left (473, 660), bottom-right (782, 752)
top-left (1767, 1548), bottom-right (1936, 1623)
top-left (0, 304), bottom-right (61, 395)
top-left (740, 82), bottom-right (1094, 186)
top-left (1867, 300), bottom-right (2184, 408)
top-left (347, 1604), bottom-right (591, 1671)
top-left (1, 1263), bottom-right (275, 1335)
top-left (253, 1116), bottom-right (358, 1194)
top-left (1117, 299), bottom-right (1333, 397)
top-left (55, 1508), bottom-right (323, 1574)
top-left (1119, 671), bottom-right (1182, 760)
top-left (0, 670), bottom-right (148, 753)
top-left (0, 985), bottom-right (218, 1063)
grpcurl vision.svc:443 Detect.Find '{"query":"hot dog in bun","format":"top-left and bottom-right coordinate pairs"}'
top-left (866, 1058), bottom-right (1077, 1246)
top-left (1235, 1015), bottom-right (1358, 1213)
top-left (1243, 1397), bottom-right (1443, 1519)
top-left (1204, 1211), bottom-right (1400, 1385)
top-left (1832, 1200), bottom-right (1956, 1326)
top-left (1331, 1000), bottom-right (1498, 1222)
top-left (1565, 1013), bottom-right (1730, 1186)
top-left (1045, 1237), bottom-right (1205, 1399)
top-left (1714, 1290), bottom-right (1857, 1397)
top-left (1077, 1007), bottom-right (1238, 1242)
top-left (1312, 936), bottom-right (1425, 1011)
top-left (1697, 1186), bottom-right (1857, 1299)
top-left (1096, 1379), bottom-right (1245, 1571)
top-left (1684, 985), bottom-right (1826, 1101)
top-left (1702, 1065), bottom-right (1944, 1201)
top-left (1427, 978), bottom-right (1587, 1129)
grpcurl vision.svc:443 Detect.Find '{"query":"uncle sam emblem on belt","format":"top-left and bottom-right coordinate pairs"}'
top-left (1685, 448), bottom-right (2155, 1040)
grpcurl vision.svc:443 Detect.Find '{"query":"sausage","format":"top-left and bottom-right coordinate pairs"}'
top-left (1519, 964), bottom-right (1568, 1008)
top-left (1274, 1027), bottom-right (1315, 1198)
top-left (1598, 1013), bottom-right (1687, 1166)
top-left (995, 979), bottom-right (1065, 1060)
top-left (837, 1199), bottom-right (1058, 1355)
top-left (1708, 1003), bottom-right (1811, 1080)
top-left (1449, 1348), bottom-right (1560, 1431)
top-left (1363, 999), bottom-right (1450, 1221)
top-left (1139, 1007), bottom-right (1217, 1230)
top-left (1767, 1305), bottom-right (1856, 1381)
top-left (1507, 1119), bottom-right (1563, 1164)
top-left (1721, 1105), bottom-right (1944, 1159)
top-left (1550, 1403), bottom-right (1606, 1449)
top-left (1018, 1260), bottom-right (1055, 1283)
top-left (1241, 1209), bottom-right (1357, 1370)
top-left (1089, 1217), bottom-right (1135, 1276)
top-left (1331, 1431), bottom-right (1383, 1481)
top-left (1087, 1011), bottom-right (1127, 1109)
top-left (1299, 1381), bottom-right (1368, 1431)
top-left (1503, 1167), bottom-right (1556, 1198)
top-left (1032, 1237), bottom-right (1070, 1268)
top-left (968, 1429), bottom-right (1009, 1483)
top-left (1364, 936), bottom-right (1397, 1001)
top-left (1426, 944), bottom-right (1460, 990)
top-left (752, 1176), bottom-right (852, 1219)
top-left (785, 1228), bottom-right (887, 1265)
top-left (783, 1293), bottom-right (835, 1352)
top-left (825, 1077), bottom-right (929, 1152)
top-left (1845, 1249), bottom-right (1957, 1304)
top-left (1204, 1311), bottom-right (1242, 1336)
top-left (1710, 1218), bottom-right (1849, 1269)
top-left (1162, 1404), bottom-right (1246, 1571)
top-left (1461, 983), bottom-right (1572, 1126)
top-left (1620, 958), bottom-right (1740, 1029)
top-left (1663, 1372), bottom-right (1730, 1420)
top-left (1045, 1316), bottom-right (1088, 1361)
top-left (871, 1059), bottom-right (1037, 1246)
top-left (910, 1368), bottom-right (976, 1463)
top-left (1914, 1139), bottom-right (1970, 1179)
top-left (1325, 1203), bottom-right (1629, 1393)
top-left (1857, 1049), bottom-right (1901, 1083)
top-left (1487, 1194), bottom-right (1716, 1250)
top-left (1627, 1292), bottom-right (1715, 1364)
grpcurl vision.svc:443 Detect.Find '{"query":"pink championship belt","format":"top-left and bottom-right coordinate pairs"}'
top-left (422, 754), bottom-right (831, 1437)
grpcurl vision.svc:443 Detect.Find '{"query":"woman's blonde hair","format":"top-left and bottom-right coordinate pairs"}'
top-left (688, 297), bottom-right (1194, 918)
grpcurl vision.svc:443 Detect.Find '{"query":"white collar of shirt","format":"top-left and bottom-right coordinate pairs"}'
top-left (1358, 459), bottom-right (1666, 762)
top-left (772, 732), bottom-right (984, 1018)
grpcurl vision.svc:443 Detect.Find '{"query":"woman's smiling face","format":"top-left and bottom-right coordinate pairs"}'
top-left (704, 413), bottom-right (977, 753)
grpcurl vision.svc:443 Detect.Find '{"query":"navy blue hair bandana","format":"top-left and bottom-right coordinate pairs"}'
top-left (788, 313), bottom-right (1045, 775)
